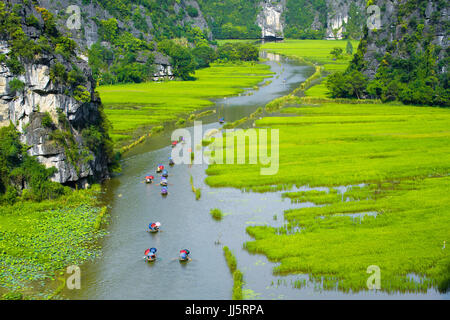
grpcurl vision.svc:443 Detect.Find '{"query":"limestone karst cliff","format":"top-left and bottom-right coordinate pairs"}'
top-left (257, 0), bottom-right (286, 39)
top-left (0, 1), bottom-right (112, 187)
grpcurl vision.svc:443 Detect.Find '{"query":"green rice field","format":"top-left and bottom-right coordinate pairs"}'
top-left (204, 39), bottom-right (450, 293)
top-left (261, 39), bottom-right (359, 73)
top-left (206, 101), bottom-right (450, 293)
top-left (98, 62), bottom-right (274, 146)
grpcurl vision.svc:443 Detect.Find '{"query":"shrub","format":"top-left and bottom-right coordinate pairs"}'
top-left (8, 78), bottom-right (25, 94)
top-left (210, 208), bottom-right (223, 220)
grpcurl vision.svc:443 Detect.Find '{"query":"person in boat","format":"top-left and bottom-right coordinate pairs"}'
top-left (161, 187), bottom-right (168, 195)
top-left (145, 175), bottom-right (154, 184)
top-left (171, 141), bottom-right (178, 148)
top-left (148, 222), bottom-right (160, 232)
top-left (169, 157), bottom-right (175, 166)
top-left (162, 169), bottom-right (169, 178)
top-left (219, 117), bottom-right (225, 124)
top-left (180, 249), bottom-right (190, 261)
top-left (160, 178), bottom-right (168, 186)
top-left (156, 165), bottom-right (164, 173)
top-left (145, 248), bottom-right (157, 261)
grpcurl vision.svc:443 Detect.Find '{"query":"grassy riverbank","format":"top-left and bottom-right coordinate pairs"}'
top-left (205, 40), bottom-right (450, 294)
top-left (0, 186), bottom-right (107, 299)
top-left (98, 62), bottom-right (274, 147)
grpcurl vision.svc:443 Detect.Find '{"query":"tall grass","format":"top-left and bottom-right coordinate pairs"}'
top-left (223, 246), bottom-right (244, 300)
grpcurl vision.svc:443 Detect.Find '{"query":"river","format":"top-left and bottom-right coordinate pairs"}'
top-left (65, 52), bottom-right (449, 300)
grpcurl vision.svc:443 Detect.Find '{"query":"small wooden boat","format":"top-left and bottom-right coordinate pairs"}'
top-left (161, 187), bottom-right (168, 195)
top-left (148, 228), bottom-right (159, 233)
top-left (146, 256), bottom-right (156, 262)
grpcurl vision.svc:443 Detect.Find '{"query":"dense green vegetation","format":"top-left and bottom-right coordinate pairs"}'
top-left (284, 0), bottom-right (327, 39)
top-left (0, 125), bottom-right (66, 204)
top-left (284, 1), bottom-right (365, 40)
top-left (85, 0), bottom-right (210, 41)
top-left (328, 1), bottom-right (449, 107)
top-left (89, 23), bottom-right (259, 85)
top-left (223, 246), bottom-right (244, 299)
top-left (198, 0), bottom-right (261, 39)
top-left (98, 61), bottom-right (273, 146)
top-left (0, 185), bottom-right (107, 296)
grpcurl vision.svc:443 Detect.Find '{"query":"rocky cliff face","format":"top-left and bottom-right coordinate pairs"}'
top-left (257, 0), bottom-right (286, 39)
top-left (361, 0), bottom-right (448, 80)
top-left (0, 1), bottom-right (110, 187)
top-left (326, 0), bottom-right (365, 39)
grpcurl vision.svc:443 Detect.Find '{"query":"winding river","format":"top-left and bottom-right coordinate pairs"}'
top-left (65, 52), bottom-right (449, 300)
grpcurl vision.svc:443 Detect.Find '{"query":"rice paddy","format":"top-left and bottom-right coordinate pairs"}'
top-left (98, 62), bottom-right (274, 146)
top-left (261, 40), bottom-right (359, 73)
top-left (204, 40), bottom-right (450, 293)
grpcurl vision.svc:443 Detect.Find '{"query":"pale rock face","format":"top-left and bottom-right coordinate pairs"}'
top-left (0, 44), bottom-right (108, 186)
top-left (326, 14), bottom-right (349, 39)
top-left (325, 0), bottom-right (366, 40)
top-left (257, 0), bottom-right (286, 39)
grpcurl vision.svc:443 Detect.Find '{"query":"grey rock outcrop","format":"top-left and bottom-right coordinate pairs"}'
top-left (325, 0), bottom-right (366, 39)
top-left (0, 2), bottom-right (110, 187)
top-left (361, 0), bottom-right (449, 80)
top-left (257, 0), bottom-right (286, 39)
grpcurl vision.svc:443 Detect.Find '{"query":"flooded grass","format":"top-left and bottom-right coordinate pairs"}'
top-left (223, 246), bottom-right (244, 300)
top-left (210, 208), bottom-right (224, 221)
top-left (206, 101), bottom-right (450, 293)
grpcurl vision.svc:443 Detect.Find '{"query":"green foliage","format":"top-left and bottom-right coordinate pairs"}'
top-left (330, 47), bottom-right (344, 59)
top-left (326, 70), bottom-right (368, 99)
top-left (284, 0), bottom-right (327, 39)
top-left (210, 208), bottom-right (223, 220)
top-left (0, 125), bottom-right (65, 204)
top-left (197, 0), bottom-right (261, 39)
top-left (186, 5), bottom-right (199, 18)
top-left (346, 40), bottom-right (354, 55)
top-left (0, 185), bottom-right (107, 293)
top-left (73, 85), bottom-right (91, 103)
top-left (216, 42), bottom-right (259, 62)
top-left (41, 112), bottom-right (54, 129)
top-left (341, 6), bottom-right (449, 106)
top-left (192, 45), bottom-right (216, 68)
top-left (158, 39), bottom-right (196, 80)
top-left (8, 78), bottom-right (25, 94)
